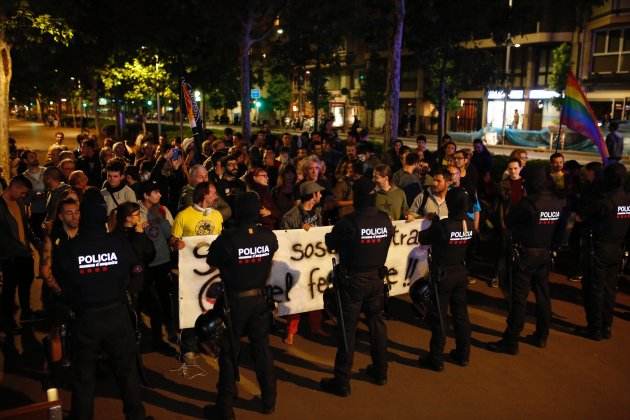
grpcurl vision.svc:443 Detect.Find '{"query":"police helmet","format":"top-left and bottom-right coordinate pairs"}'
top-left (195, 306), bottom-right (227, 357)
top-left (409, 278), bottom-right (432, 320)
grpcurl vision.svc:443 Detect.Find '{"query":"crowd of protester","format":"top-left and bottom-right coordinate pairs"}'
top-left (0, 122), bottom-right (621, 369)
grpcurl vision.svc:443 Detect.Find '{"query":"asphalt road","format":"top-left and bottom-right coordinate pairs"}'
top-left (2, 272), bottom-right (629, 419)
top-left (8, 119), bottom-right (610, 165)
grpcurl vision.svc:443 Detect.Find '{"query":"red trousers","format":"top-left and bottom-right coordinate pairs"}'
top-left (286, 310), bottom-right (323, 335)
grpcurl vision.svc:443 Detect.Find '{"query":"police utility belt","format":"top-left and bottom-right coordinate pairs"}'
top-left (232, 288), bottom-right (266, 299)
top-left (75, 300), bottom-right (124, 317)
top-left (336, 264), bottom-right (387, 283)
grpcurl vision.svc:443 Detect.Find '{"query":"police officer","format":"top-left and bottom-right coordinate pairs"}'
top-left (320, 177), bottom-right (394, 397)
top-left (205, 192), bottom-right (279, 420)
top-left (577, 162), bottom-right (630, 340)
top-left (488, 166), bottom-right (564, 354)
top-left (56, 188), bottom-right (146, 420)
top-left (418, 187), bottom-right (472, 371)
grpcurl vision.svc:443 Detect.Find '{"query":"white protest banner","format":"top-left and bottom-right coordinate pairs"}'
top-left (179, 219), bottom-right (431, 329)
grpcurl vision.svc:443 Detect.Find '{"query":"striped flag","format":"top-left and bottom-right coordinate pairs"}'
top-left (181, 77), bottom-right (204, 163)
top-left (560, 71), bottom-right (608, 161)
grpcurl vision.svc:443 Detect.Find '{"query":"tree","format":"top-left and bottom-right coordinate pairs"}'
top-left (0, 2), bottom-right (72, 171)
top-left (405, 0), bottom-right (510, 143)
top-left (548, 43), bottom-right (572, 110)
top-left (266, 72), bottom-right (291, 116)
top-left (360, 55), bottom-right (386, 130)
top-left (100, 54), bottom-right (177, 134)
top-left (269, 0), bottom-right (351, 133)
top-left (383, 0), bottom-right (405, 148)
top-left (220, 0), bottom-right (285, 140)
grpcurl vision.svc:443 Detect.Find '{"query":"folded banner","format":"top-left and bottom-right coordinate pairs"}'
top-left (179, 219), bottom-right (431, 329)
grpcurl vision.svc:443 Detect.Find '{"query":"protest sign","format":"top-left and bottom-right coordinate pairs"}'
top-left (179, 219), bottom-right (430, 328)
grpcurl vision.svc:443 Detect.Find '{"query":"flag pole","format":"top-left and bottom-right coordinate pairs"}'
top-left (555, 93), bottom-right (565, 154)
top-left (178, 54), bottom-right (184, 141)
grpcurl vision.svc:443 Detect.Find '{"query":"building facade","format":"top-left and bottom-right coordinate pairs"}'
top-left (289, 0), bottom-right (629, 136)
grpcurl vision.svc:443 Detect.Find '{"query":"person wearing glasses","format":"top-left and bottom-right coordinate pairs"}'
top-left (247, 167), bottom-right (281, 229)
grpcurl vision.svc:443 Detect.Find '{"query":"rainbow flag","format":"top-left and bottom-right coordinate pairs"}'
top-left (560, 71), bottom-right (608, 161)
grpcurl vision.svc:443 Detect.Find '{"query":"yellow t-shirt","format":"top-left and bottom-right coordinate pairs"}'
top-left (172, 206), bottom-right (223, 238)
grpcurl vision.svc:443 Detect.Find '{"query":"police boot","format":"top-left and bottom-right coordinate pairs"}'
top-left (486, 339), bottom-right (519, 355)
top-left (203, 403), bottom-right (235, 420)
top-left (320, 377), bottom-right (351, 397)
top-left (573, 326), bottom-right (602, 342)
top-left (418, 355), bottom-right (444, 372)
top-left (362, 364), bottom-right (387, 385)
top-left (448, 349), bottom-right (469, 367)
top-left (525, 333), bottom-right (547, 349)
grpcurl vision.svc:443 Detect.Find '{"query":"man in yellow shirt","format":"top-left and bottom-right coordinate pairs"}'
top-left (172, 181), bottom-right (223, 243)
top-left (170, 181), bottom-right (223, 363)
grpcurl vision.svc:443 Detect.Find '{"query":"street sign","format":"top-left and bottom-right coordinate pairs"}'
top-left (250, 88), bottom-right (260, 99)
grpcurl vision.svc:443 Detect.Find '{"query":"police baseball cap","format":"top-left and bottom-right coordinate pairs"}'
top-left (299, 181), bottom-right (325, 196)
top-left (140, 180), bottom-right (161, 196)
top-left (80, 187), bottom-right (108, 229)
top-left (353, 176), bottom-right (376, 209)
top-left (235, 191), bottom-right (261, 222)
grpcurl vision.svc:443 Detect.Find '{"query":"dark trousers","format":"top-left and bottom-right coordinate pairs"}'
top-left (143, 264), bottom-right (173, 343)
top-left (428, 265), bottom-right (470, 362)
top-left (584, 242), bottom-right (622, 333)
top-left (1, 255), bottom-right (34, 329)
top-left (217, 295), bottom-right (275, 410)
top-left (334, 271), bottom-right (388, 385)
top-left (71, 303), bottom-right (145, 420)
top-left (505, 249), bottom-right (551, 343)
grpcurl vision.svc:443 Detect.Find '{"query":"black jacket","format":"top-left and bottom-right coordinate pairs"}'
top-left (117, 228), bottom-right (156, 293)
top-left (0, 196), bottom-right (39, 261)
top-left (56, 230), bottom-right (140, 312)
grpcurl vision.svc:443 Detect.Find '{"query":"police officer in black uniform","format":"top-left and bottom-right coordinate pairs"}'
top-left (488, 166), bottom-right (565, 354)
top-left (320, 177), bottom-right (394, 397)
top-left (56, 187), bottom-right (146, 420)
top-left (205, 192), bottom-right (279, 420)
top-left (418, 187), bottom-right (472, 371)
top-left (577, 162), bottom-right (630, 340)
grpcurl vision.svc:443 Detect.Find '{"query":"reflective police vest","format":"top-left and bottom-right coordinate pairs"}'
top-left (345, 209), bottom-right (394, 272)
top-left (221, 225), bottom-right (279, 291)
top-left (515, 192), bottom-right (564, 248)
top-left (593, 189), bottom-right (630, 244)
top-left (439, 219), bottom-right (472, 266)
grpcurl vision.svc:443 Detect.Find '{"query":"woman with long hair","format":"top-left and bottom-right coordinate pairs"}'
top-left (272, 164), bottom-right (298, 216)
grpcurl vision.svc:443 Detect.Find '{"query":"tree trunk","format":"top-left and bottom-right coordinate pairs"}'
top-left (70, 95), bottom-right (77, 128)
top-left (240, 15), bottom-right (253, 141)
top-left (437, 57), bottom-right (447, 145)
top-left (114, 99), bottom-right (121, 139)
top-left (35, 95), bottom-right (43, 122)
top-left (0, 37), bottom-right (12, 173)
top-left (90, 76), bottom-right (100, 139)
top-left (313, 51), bottom-right (321, 133)
top-left (383, 0), bottom-right (405, 150)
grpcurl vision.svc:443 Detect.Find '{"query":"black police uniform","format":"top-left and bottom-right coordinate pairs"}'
top-left (419, 199), bottom-right (472, 369)
top-left (56, 193), bottom-right (145, 420)
top-left (322, 199), bottom-right (393, 391)
top-left (206, 201), bottom-right (279, 417)
top-left (580, 177), bottom-right (630, 339)
top-left (492, 175), bottom-right (564, 352)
